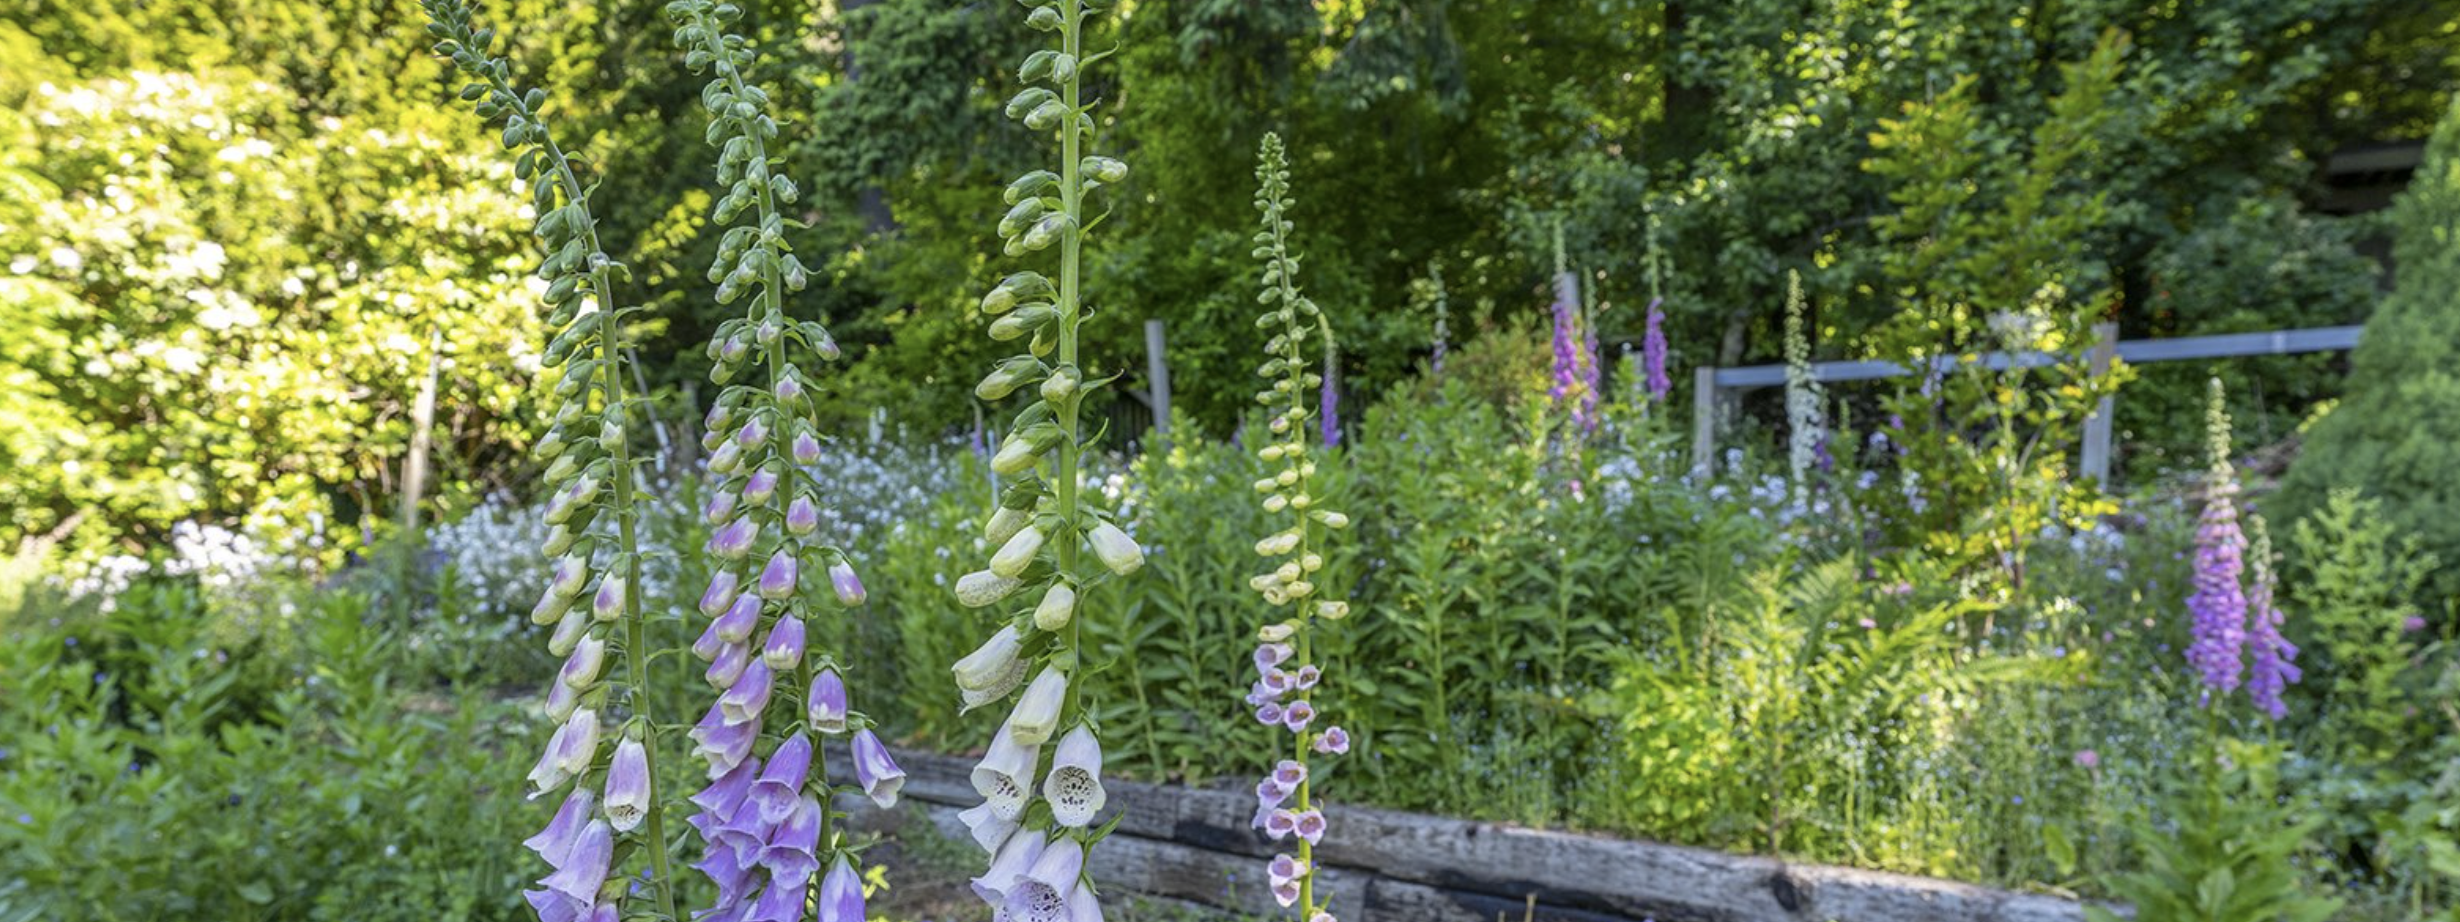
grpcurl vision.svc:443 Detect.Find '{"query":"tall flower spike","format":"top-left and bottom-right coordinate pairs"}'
top-left (1783, 270), bottom-right (1827, 492)
top-left (2186, 378), bottom-right (2251, 699)
top-left (667, 2), bottom-right (882, 919)
top-left (1240, 133), bottom-right (1356, 921)
top-left (949, 0), bottom-right (1133, 912)
top-left (2243, 509), bottom-right (2302, 721)
top-left (424, 1), bottom-right (680, 915)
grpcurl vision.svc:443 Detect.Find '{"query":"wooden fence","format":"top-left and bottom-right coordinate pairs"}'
top-left (834, 746), bottom-right (2096, 922)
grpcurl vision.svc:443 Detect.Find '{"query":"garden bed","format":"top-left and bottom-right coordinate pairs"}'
top-left (838, 746), bottom-right (2094, 922)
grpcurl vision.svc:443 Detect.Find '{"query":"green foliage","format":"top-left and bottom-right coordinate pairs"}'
top-left (2083, 740), bottom-right (2342, 922)
top-left (2290, 490), bottom-right (2438, 766)
top-left (2284, 91), bottom-right (2460, 604)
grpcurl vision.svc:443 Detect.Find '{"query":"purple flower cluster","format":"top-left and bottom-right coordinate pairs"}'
top-left (1547, 271), bottom-right (1599, 436)
top-left (1248, 641), bottom-right (1350, 912)
top-left (2184, 380), bottom-right (2301, 717)
top-left (1642, 298), bottom-right (1670, 403)
top-left (2243, 517), bottom-right (2302, 720)
top-left (1319, 366), bottom-right (1341, 449)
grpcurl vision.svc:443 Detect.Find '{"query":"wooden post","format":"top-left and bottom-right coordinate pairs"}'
top-left (1691, 365), bottom-right (1719, 475)
top-left (1145, 319), bottom-right (1172, 442)
top-left (401, 328), bottom-right (442, 533)
top-left (2080, 322), bottom-right (2117, 485)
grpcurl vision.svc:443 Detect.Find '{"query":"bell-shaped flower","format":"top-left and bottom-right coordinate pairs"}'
top-left (830, 561), bottom-right (867, 606)
top-left (760, 793), bottom-right (824, 888)
top-left (853, 728), bottom-right (907, 808)
top-left (546, 554), bottom-right (590, 599)
top-left (808, 668), bottom-right (849, 733)
top-left (544, 671), bottom-right (581, 722)
top-left (700, 569), bottom-right (742, 617)
top-left (532, 581), bottom-right (576, 626)
top-left (971, 829), bottom-right (1046, 906)
top-left (757, 549), bottom-right (798, 600)
top-left (1033, 583), bottom-right (1077, 632)
top-left (703, 488), bottom-right (739, 526)
top-left (745, 874), bottom-right (808, 922)
top-left (1256, 776), bottom-right (1290, 810)
top-left (690, 702), bottom-right (759, 776)
top-left (559, 636), bottom-right (607, 690)
top-left (1294, 808), bottom-right (1327, 845)
top-left (793, 431), bottom-right (824, 465)
top-left (709, 516), bottom-right (759, 560)
top-left (818, 855), bottom-right (866, 922)
top-left (705, 640), bottom-right (752, 689)
top-left (521, 888), bottom-right (585, 922)
top-left (1042, 725), bottom-right (1107, 828)
top-left (692, 755), bottom-right (760, 818)
top-left (984, 507), bottom-right (1031, 547)
top-left (1281, 699), bottom-right (1315, 732)
top-left (527, 708), bottom-right (601, 796)
top-left (1002, 837), bottom-right (1085, 922)
top-left (990, 524), bottom-right (1046, 578)
top-left (1254, 643), bottom-right (1293, 674)
top-left (1293, 664), bottom-right (1321, 690)
top-left (749, 733), bottom-right (813, 823)
top-left (590, 573), bottom-right (627, 622)
top-left (524, 788), bottom-right (597, 866)
top-left (1272, 880), bottom-right (1302, 908)
top-left (1263, 808), bottom-right (1298, 840)
top-left (762, 616), bottom-right (806, 670)
top-left (1006, 666), bottom-right (1067, 747)
top-left (603, 737), bottom-right (651, 832)
top-left (1273, 760), bottom-right (1307, 789)
top-left (959, 800), bottom-right (1021, 854)
top-left (714, 592), bottom-right (761, 644)
top-left (1309, 912), bottom-right (1337, 922)
top-left (1267, 853), bottom-right (1308, 887)
top-left (1067, 882), bottom-right (1103, 922)
top-left (1312, 726), bottom-right (1350, 755)
top-left (720, 660), bottom-right (776, 726)
top-left (1087, 521), bottom-right (1144, 575)
top-left (784, 494), bottom-right (821, 536)
top-left (953, 625), bottom-right (1027, 707)
top-left (1254, 701), bottom-right (1285, 727)
top-left (955, 569), bottom-right (1024, 608)
top-left (712, 795), bottom-right (777, 867)
top-left (692, 840), bottom-right (759, 907)
top-left (538, 819), bottom-right (613, 904)
top-left (970, 721), bottom-right (1040, 821)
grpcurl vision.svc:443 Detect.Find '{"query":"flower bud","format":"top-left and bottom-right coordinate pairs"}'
top-left (742, 467), bottom-right (780, 506)
top-left (954, 625), bottom-right (1026, 694)
top-left (715, 593), bottom-right (761, 644)
top-left (831, 561), bottom-right (867, 607)
top-left (735, 417), bottom-right (769, 451)
top-left (705, 639), bottom-right (752, 689)
top-left (542, 524), bottom-right (580, 558)
top-left (1006, 666), bottom-right (1068, 747)
top-left (1033, 583), bottom-right (1076, 632)
top-left (989, 524), bottom-right (1045, 578)
top-left (792, 430), bottom-right (824, 466)
top-left (548, 607), bottom-right (590, 657)
top-left (700, 570), bottom-right (742, 617)
top-left (989, 305), bottom-right (1055, 342)
top-left (1088, 521), bottom-right (1144, 576)
top-left (763, 616), bottom-right (806, 670)
top-left (543, 452), bottom-right (582, 485)
top-left (707, 439), bottom-right (744, 474)
top-left (774, 374), bottom-right (805, 406)
top-left (955, 570), bottom-right (1023, 609)
top-left (808, 668), bottom-right (849, 734)
top-left (597, 417), bottom-right (624, 451)
top-left (709, 516), bottom-right (759, 560)
top-left (1317, 600), bottom-right (1350, 620)
top-left (785, 494), bottom-right (821, 536)
top-left (984, 507), bottom-right (1032, 547)
top-left (758, 549), bottom-right (799, 599)
top-left (591, 573), bottom-right (628, 622)
top-left (1038, 367), bottom-right (1080, 402)
top-left (1316, 511), bottom-right (1351, 529)
top-left (703, 489), bottom-right (738, 526)
top-left (1024, 98), bottom-right (1068, 131)
top-left (1081, 157), bottom-right (1128, 184)
top-left (1258, 622), bottom-right (1298, 643)
top-left (559, 637), bottom-right (608, 692)
top-left (975, 355), bottom-right (1046, 401)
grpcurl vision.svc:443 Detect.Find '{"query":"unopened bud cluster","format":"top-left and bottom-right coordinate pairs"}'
top-left (1241, 133), bottom-right (1354, 922)
top-left (950, 3), bottom-right (1127, 921)
top-left (668, 4), bottom-right (896, 921)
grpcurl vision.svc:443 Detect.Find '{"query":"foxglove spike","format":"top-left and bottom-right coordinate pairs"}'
top-left (853, 728), bottom-right (907, 807)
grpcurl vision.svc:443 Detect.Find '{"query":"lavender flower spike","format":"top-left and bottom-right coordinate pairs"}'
top-left (2184, 379), bottom-right (2249, 696)
top-left (853, 728), bottom-right (908, 808)
top-left (1643, 298), bottom-right (1670, 402)
top-left (2243, 511), bottom-right (2302, 720)
top-left (604, 737), bottom-right (652, 832)
top-left (818, 856), bottom-right (867, 922)
top-left (1043, 724), bottom-right (1108, 828)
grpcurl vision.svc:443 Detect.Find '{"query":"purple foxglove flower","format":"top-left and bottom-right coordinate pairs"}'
top-left (746, 875), bottom-right (807, 922)
top-left (590, 574), bottom-right (627, 622)
top-left (853, 728), bottom-right (907, 808)
top-left (773, 375), bottom-right (804, 404)
top-left (539, 819), bottom-right (613, 903)
top-left (690, 702), bottom-right (759, 776)
top-left (818, 855), bottom-right (866, 922)
top-left (735, 417), bottom-right (769, 450)
top-left (762, 616), bottom-right (806, 670)
top-left (1272, 880), bottom-right (1301, 908)
top-left (830, 561), bottom-right (866, 607)
top-left (1042, 725), bottom-right (1106, 828)
top-left (1320, 370), bottom-right (1340, 449)
top-left (808, 668), bottom-right (849, 733)
top-left (972, 829), bottom-right (1045, 906)
top-left (970, 721), bottom-right (1040, 821)
top-left (692, 845), bottom-right (760, 907)
top-left (1294, 808), bottom-right (1326, 845)
top-left (1254, 701), bottom-right (1285, 727)
top-left (604, 737), bottom-right (651, 832)
top-left (527, 708), bottom-right (601, 796)
top-left (704, 489), bottom-right (739, 527)
top-left (2185, 482), bottom-right (2248, 694)
top-left (714, 593), bottom-right (761, 644)
top-left (785, 494), bottom-right (820, 536)
top-left (1262, 670), bottom-right (1293, 695)
top-left (1087, 521), bottom-right (1144, 575)
top-left (693, 756), bottom-right (760, 817)
top-left (1254, 643), bottom-right (1293, 674)
top-left (1643, 298), bottom-right (1671, 402)
top-left (705, 640), bottom-right (752, 689)
top-left (1549, 272), bottom-right (1578, 406)
top-left (1263, 808), bottom-right (1297, 840)
top-left (1002, 837), bottom-right (1084, 922)
top-left (792, 431), bottom-right (823, 466)
top-left (713, 796), bottom-right (777, 867)
top-left (1312, 726), bottom-right (1350, 755)
top-left (547, 554), bottom-right (589, 599)
top-left (1245, 679), bottom-right (1283, 707)
top-left (1007, 666), bottom-right (1068, 746)
top-left (522, 889), bottom-right (586, 922)
top-left (1267, 853), bottom-right (1307, 887)
top-left (749, 734), bottom-right (813, 823)
top-left (1067, 882), bottom-right (1103, 922)
top-left (960, 800), bottom-right (1021, 854)
top-left (1293, 664), bottom-right (1320, 690)
top-left (692, 617), bottom-right (730, 662)
top-left (559, 636), bottom-right (607, 690)
top-left (1256, 777), bottom-right (1289, 810)
top-left (757, 549), bottom-right (799, 600)
top-left (742, 468), bottom-right (779, 506)
top-left (700, 570), bottom-right (742, 617)
top-left (532, 582), bottom-right (576, 626)
top-left (1273, 760), bottom-right (1307, 788)
top-left (524, 788), bottom-right (597, 866)
top-left (709, 516), bottom-right (759, 560)
top-left (761, 794), bottom-right (824, 888)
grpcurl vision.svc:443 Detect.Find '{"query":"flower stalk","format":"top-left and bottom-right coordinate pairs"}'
top-left (421, 2), bottom-right (680, 917)
top-left (1244, 132), bottom-right (1356, 921)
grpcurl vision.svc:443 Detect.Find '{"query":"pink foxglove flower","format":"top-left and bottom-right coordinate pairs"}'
top-left (853, 728), bottom-right (907, 808)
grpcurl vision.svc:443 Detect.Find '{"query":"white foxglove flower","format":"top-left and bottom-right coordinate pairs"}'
top-left (1002, 837), bottom-right (1085, 922)
top-left (1042, 725), bottom-right (1107, 828)
top-left (1086, 521), bottom-right (1143, 575)
top-left (990, 524), bottom-right (1046, 578)
top-left (971, 828), bottom-right (1045, 906)
top-left (956, 569), bottom-right (1024, 608)
top-left (1006, 666), bottom-right (1067, 746)
top-left (953, 625), bottom-right (1027, 706)
top-left (959, 800), bottom-right (1020, 854)
top-left (969, 721), bottom-right (1040, 822)
top-left (1033, 583), bottom-right (1077, 632)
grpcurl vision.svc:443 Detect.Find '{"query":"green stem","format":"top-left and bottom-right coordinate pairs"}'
top-left (1054, 0), bottom-right (1086, 741)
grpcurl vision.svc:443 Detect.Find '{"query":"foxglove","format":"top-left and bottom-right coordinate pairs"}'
top-left (1239, 134), bottom-right (1358, 921)
top-left (1783, 271), bottom-right (1826, 491)
top-left (2186, 378), bottom-right (2250, 696)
